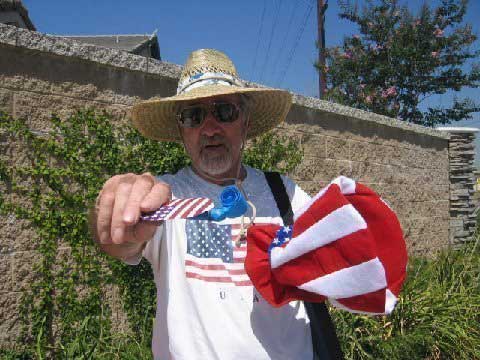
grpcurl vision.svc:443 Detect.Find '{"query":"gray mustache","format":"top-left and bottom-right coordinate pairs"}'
top-left (199, 135), bottom-right (228, 147)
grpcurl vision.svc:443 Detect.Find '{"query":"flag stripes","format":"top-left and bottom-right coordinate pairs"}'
top-left (293, 176), bottom-right (356, 222)
top-left (140, 197), bottom-right (214, 221)
top-left (297, 258), bottom-right (387, 298)
top-left (270, 181), bottom-right (387, 300)
top-left (245, 176), bottom-right (407, 314)
top-left (270, 203), bottom-right (368, 269)
top-left (185, 223), bottom-right (268, 287)
top-left (270, 228), bottom-right (377, 288)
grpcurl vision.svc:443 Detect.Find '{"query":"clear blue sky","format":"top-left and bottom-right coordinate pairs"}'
top-left (23, 0), bottom-right (480, 155)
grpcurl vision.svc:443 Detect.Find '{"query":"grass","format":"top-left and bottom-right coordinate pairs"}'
top-left (1, 331), bottom-right (152, 360)
top-left (2, 241), bottom-right (479, 359)
top-left (332, 237), bottom-right (480, 359)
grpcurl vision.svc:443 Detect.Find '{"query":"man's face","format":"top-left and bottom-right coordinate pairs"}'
top-left (178, 94), bottom-right (248, 180)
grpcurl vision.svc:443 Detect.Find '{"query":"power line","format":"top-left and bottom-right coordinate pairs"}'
top-left (251, 0), bottom-right (268, 81)
top-left (276, 1), bottom-right (314, 87)
top-left (270, 0), bottom-right (298, 84)
top-left (259, 0), bottom-right (283, 83)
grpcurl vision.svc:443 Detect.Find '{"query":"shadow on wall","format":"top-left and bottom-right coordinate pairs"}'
top-left (0, 43), bottom-right (178, 100)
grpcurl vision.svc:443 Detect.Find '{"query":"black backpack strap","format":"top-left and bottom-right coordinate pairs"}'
top-left (264, 171), bottom-right (344, 360)
top-left (264, 171), bottom-right (294, 226)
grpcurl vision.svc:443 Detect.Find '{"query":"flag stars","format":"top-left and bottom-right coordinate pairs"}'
top-left (185, 220), bottom-right (234, 263)
top-left (268, 225), bottom-right (294, 253)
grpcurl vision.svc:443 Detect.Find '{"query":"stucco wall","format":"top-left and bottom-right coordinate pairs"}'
top-left (0, 24), bottom-right (453, 344)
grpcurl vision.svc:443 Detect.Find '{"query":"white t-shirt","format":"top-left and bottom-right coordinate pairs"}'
top-left (136, 166), bottom-right (313, 360)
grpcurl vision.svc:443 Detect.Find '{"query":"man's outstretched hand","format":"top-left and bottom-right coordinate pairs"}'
top-left (91, 172), bottom-right (171, 259)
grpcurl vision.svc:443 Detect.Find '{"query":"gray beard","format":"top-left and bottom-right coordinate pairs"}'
top-left (195, 134), bottom-right (235, 176)
top-left (197, 150), bottom-right (234, 176)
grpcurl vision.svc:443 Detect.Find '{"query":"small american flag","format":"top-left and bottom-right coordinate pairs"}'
top-left (140, 198), bottom-right (214, 222)
top-left (185, 220), bottom-right (266, 287)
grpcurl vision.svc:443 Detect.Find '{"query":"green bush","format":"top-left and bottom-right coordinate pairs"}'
top-left (332, 239), bottom-right (480, 359)
top-left (0, 109), bottom-right (302, 358)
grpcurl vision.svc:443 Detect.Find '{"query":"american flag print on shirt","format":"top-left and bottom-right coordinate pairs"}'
top-left (185, 220), bottom-right (254, 287)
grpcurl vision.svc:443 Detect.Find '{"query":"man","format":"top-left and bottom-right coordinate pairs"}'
top-left (92, 49), bottom-right (320, 359)
top-left (91, 49), bottom-right (408, 359)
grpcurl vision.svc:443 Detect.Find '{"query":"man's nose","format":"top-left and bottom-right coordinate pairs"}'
top-left (200, 111), bottom-right (222, 137)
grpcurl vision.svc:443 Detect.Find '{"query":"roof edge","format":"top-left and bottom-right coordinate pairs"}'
top-left (0, 0), bottom-right (35, 31)
top-left (56, 33), bottom-right (155, 38)
top-left (0, 22), bottom-right (180, 77)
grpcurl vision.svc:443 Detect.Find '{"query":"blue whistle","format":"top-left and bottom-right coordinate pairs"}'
top-left (208, 185), bottom-right (248, 221)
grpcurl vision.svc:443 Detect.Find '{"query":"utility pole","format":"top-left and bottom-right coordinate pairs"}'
top-left (317, 0), bottom-right (328, 98)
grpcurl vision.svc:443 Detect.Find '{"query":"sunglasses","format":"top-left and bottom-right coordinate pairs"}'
top-left (176, 102), bottom-right (242, 128)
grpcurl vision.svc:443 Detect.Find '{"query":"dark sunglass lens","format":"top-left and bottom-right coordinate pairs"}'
top-left (179, 107), bottom-right (205, 127)
top-left (215, 103), bottom-right (238, 123)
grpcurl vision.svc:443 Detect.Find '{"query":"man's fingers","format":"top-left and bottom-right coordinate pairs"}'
top-left (131, 222), bottom-right (158, 244)
top-left (97, 190), bottom-right (116, 244)
top-left (110, 182), bottom-right (133, 244)
top-left (123, 174), bottom-right (155, 225)
top-left (140, 182), bottom-right (172, 211)
top-left (96, 174), bottom-right (137, 244)
top-left (102, 173), bottom-right (136, 194)
top-left (93, 173), bottom-right (167, 246)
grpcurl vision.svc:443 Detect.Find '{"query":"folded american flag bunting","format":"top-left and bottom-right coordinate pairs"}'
top-left (244, 176), bottom-right (407, 315)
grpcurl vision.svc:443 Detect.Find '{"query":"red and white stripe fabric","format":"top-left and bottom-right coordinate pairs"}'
top-left (244, 176), bottom-right (407, 315)
top-left (140, 197), bottom-right (214, 221)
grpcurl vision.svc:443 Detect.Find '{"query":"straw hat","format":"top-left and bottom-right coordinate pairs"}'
top-left (131, 49), bottom-right (292, 142)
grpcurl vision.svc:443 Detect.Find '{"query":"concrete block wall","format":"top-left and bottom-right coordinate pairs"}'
top-left (0, 23), bottom-right (469, 345)
top-left (281, 98), bottom-right (450, 256)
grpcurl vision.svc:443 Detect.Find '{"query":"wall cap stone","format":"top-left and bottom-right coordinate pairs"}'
top-left (436, 127), bottom-right (480, 133)
top-left (290, 93), bottom-right (449, 140)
